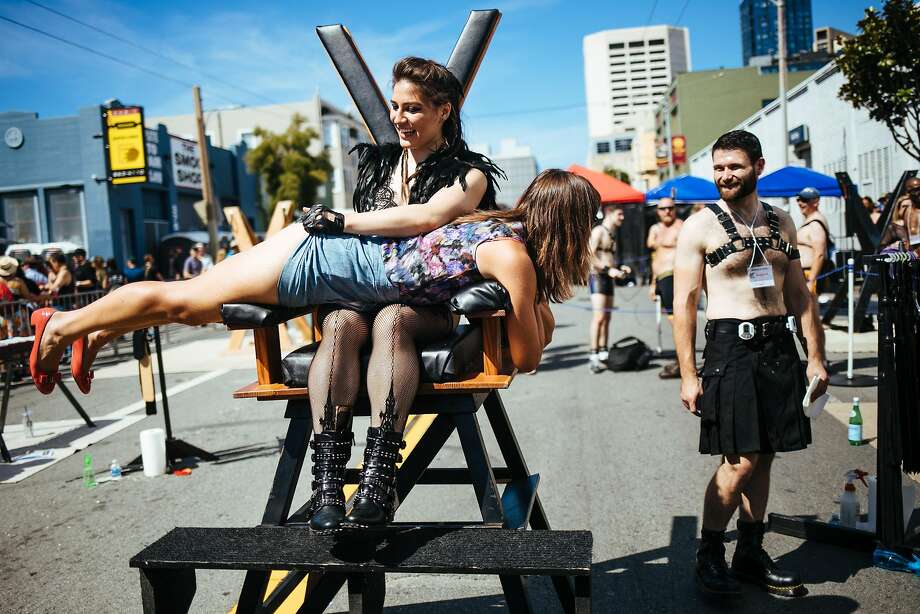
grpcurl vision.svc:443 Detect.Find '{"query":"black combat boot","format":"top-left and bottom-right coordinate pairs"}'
top-left (343, 427), bottom-right (405, 528)
top-left (731, 520), bottom-right (807, 597)
top-left (696, 529), bottom-right (741, 595)
top-left (307, 430), bottom-right (353, 533)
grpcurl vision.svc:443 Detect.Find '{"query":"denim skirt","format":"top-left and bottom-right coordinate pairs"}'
top-left (276, 233), bottom-right (401, 308)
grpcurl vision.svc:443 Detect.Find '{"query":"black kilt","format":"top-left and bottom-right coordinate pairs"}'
top-left (699, 318), bottom-right (811, 455)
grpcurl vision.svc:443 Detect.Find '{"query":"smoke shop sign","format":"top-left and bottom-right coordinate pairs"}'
top-left (169, 136), bottom-right (202, 190)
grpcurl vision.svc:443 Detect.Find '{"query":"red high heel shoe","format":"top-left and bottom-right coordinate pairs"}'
top-left (29, 308), bottom-right (61, 395)
top-left (70, 336), bottom-right (94, 394)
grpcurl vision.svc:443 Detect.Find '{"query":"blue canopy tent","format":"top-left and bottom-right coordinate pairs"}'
top-left (757, 166), bottom-right (842, 197)
top-left (645, 175), bottom-right (719, 203)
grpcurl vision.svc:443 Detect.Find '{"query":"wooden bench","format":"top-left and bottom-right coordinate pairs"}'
top-left (131, 526), bottom-right (592, 614)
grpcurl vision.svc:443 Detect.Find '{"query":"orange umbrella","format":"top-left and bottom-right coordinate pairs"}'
top-left (567, 164), bottom-right (646, 204)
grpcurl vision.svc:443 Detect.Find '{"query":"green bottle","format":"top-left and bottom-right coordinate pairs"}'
top-left (848, 397), bottom-right (864, 446)
top-left (82, 454), bottom-right (97, 489)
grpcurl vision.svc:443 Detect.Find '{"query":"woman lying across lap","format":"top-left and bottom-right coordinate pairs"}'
top-left (29, 169), bottom-right (598, 526)
top-left (302, 57), bottom-right (505, 531)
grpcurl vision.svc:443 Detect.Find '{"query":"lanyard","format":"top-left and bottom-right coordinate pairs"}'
top-left (732, 206), bottom-right (766, 269)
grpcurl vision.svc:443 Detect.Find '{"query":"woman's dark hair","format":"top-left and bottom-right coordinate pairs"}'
top-left (456, 169), bottom-right (600, 303)
top-left (712, 130), bottom-right (763, 165)
top-left (392, 57), bottom-right (464, 148)
top-left (50, 253), bottom-right (67, 266)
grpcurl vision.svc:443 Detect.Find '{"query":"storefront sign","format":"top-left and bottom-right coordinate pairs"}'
top-left (671, 135), bottom-right (687, 166)
top-left (103, 106), bottom-right (147, 185)
top-left (169, 136), bottom-right (202, 190)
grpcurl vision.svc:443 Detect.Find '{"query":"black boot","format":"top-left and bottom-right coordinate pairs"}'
top-left (696, 529), bottom-right (741, 595)
top-left (344, 427), bottom-right (405, 528)
top-left (731, 520), bottom-right (807, 597)
top-left (307, 430), bottom-right (353, 533)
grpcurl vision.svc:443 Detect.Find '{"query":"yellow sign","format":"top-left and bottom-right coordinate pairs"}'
top-left (104, 106), bottom-right (147, 185)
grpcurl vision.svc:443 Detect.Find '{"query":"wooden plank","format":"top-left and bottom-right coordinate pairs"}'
top-left (481, 319), bottom-right (502, 376)
top-left (223, 206), bottom-right (258, 250)
top-left (253, 328), bottom-right (282, 385)
top-left (265, 200), bottom-right (294, 237)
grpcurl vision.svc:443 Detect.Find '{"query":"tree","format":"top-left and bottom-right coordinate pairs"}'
top-left (603, 166), bottom-right (631, 184)
top-left (245, 114), bottom-right (333, 216)
top-left (836, 0), bottom-right (920, 163)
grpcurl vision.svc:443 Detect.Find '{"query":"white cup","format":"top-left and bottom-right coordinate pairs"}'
top-left (139, 428), bottom-right (167, 477)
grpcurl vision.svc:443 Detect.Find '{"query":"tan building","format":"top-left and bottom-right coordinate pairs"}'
top-left (148, 95), bottom-right (369, 211)
top-left (813, 26), bottom-right (852, 55)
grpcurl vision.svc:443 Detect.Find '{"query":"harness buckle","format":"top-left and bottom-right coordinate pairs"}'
top-left (738, 322), bottom-right (756, 341)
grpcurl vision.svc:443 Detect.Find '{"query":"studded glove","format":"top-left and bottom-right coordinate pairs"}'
top-left (301, 204), bottom-right (345, 235)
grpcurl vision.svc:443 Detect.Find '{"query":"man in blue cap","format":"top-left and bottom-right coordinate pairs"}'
top-left (795, 187), bottom-right (829, 295)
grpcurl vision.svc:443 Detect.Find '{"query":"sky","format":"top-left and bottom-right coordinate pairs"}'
top-left (1, 0), bottom-right (876, 169)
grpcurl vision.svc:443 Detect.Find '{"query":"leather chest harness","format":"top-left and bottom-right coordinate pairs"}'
top-left (703, 202), bottom-right (799, 267)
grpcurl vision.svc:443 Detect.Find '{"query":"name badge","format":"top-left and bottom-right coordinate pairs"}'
top-left (748, 264), bottom-right (775, 288)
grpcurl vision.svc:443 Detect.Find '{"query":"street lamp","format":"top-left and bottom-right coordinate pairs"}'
top-left (771, 0), bottom-right (789, 166)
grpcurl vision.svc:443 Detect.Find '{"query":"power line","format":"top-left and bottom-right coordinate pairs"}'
top-left (25, 0), bottom-right (285, 108)
top-left (0, 13), bottom-right (290, 120)
top-left (674, 0), bottom-right (692, 25)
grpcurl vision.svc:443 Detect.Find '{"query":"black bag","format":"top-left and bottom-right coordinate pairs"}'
top-left (606, 336), bottom-right (653, 371)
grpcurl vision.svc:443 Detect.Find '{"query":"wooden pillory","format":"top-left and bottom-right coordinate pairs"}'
top-left (130, 10), bottom-right (593, 613)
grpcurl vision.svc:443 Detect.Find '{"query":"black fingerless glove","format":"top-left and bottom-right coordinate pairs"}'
top-left (301, 204), bottom-right (345, 235)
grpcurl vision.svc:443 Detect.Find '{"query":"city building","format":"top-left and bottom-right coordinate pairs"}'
top-left (813, 26), bottom-right (853, 54)
top-left (472, 139), bottom-right (538, 208)
top-left (0, 104), bottom-right (259, 265)
top-left (688, 61), bottom-right (916, 240)
top-left (740, 0), bottom-right (813, 67)
top-left (583, 25), bottom-right (691, 189)
top-left (654, 65), bottom-right (816, 178)
top-left (148, 95), bottom-right (369, 211)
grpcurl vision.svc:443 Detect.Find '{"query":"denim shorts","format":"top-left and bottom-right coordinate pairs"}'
top-left (277, 233), bottom-right (401, 307)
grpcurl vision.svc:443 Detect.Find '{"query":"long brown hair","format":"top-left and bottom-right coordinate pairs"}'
top-left (392, 57), bottom-right (464, 148)
top-left (456, 169), bottom-right (599, 302)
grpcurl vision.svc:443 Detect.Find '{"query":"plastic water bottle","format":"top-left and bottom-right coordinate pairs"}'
top-left (840, 473), bottom-right (860, 527)
top-left (109, 459), bottom-right (122, 480)
top-left (22, 407), bottom-right (34, 438)
top-left (848, 397), bottom-right (864, 445)
top-left (82, 454), bottom-right (97, 489)
top-left (873, 547), bottom-right (920, 576)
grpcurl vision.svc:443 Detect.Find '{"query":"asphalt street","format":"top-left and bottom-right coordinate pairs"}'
top-left (1, 286), bottom-right (917, 613)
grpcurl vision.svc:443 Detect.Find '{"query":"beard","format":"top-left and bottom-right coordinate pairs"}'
top-left (717, 172), bottom-right (757, 203)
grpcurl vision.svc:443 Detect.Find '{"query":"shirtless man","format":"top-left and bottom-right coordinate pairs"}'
top-left (587, 204), bottom-right (630, 373)
top-left (673, 130), bottom-right (827, 598)
top-left (648, 197), bottom-right (683, 378)
top-left (795, 187), bottom-right (829, 294)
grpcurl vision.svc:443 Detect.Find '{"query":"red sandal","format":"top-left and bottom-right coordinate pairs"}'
top-left (70, 336), bottom-right (94, 394)
top-left (29, 308), bottom-right (61, 395)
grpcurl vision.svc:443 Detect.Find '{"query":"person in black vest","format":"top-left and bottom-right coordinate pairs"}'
top-left (71, 249), bottom-right (97, 293)
top-left (673, 131), bottom-right (827, 598)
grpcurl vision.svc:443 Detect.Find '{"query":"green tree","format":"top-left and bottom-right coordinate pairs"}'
top-left (603, 166), bottom-right (631, 184)
top-left (245, 114), bottom-right (333, 216)
top-left (837, 0), bottom-right (920, 162)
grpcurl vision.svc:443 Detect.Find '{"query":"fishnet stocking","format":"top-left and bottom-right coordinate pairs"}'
top-left (308, 307), bottom-right (370, 433)
top-left (367, 304), bottom-right (457, 432)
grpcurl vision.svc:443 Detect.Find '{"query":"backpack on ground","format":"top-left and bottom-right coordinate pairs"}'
top-left (606, 336), bottom-right (654, 371)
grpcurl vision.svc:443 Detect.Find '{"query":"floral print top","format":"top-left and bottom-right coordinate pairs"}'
top-left (382, 220), bottom-right (525, 304)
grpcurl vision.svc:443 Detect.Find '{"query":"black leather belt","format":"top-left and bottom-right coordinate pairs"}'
top-left (705, 316), bottom-right (796, 341)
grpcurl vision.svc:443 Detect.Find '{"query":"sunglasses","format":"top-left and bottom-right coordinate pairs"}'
top-left (657, 206), bottom-right (675, 211)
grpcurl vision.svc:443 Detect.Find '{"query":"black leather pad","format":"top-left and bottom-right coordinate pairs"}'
top-left (220, 303), bottom-right (313, 330)
top-left (447, 280), bottom-right (511, 314)
top-left (282, 323), bottom-right (483, 387)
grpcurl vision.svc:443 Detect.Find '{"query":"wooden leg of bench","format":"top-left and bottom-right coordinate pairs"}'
top-left (484, 391), bottom-right (578, 613)
top-left (574, 575), bottom-right (592, 614)
top-left (139, 568), bottom-right (196, 614)
top-left (238, 401), bottom-right (312, 614)
top-left (346, 573), bottom-right (385, 614)
top-left (394, 413), bottom-right (456, 504)
top-left (453, 412), bottom-right (503, 522)
top-left (297, 572), bottom-right (347, 614)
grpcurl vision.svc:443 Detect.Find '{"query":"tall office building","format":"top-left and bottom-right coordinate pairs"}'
top-left (740, 0), bottom-right (813, 66)
top-left (583, 25), bottom-right (690, 188)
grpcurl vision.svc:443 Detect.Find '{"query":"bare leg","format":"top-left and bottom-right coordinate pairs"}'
top-left (589, 293), bottom-right (608, 351)
top-left (702, 453), bottom-right (759, 531)
top-left (738, 453), bottom-right (774, 522)
top-left (37, 223), bottom-right (309, 373)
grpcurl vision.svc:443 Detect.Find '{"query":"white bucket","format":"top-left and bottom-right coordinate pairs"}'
top-left (139, 428), bottom-right (167, 477)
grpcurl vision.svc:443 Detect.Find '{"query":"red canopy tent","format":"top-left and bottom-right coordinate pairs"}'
top-left (567, 164), bottom-right (645, 204)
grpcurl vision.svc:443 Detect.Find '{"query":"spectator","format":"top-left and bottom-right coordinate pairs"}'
top-left (143, 254), bottom-right (164, 281)
top-left (880, 195), bottom-right (912, 250)
top-left (123, 258), bottom-right (144, 283)
top-left (0, 256), bottom-right (44, 303)
top-left (106, 258), bottom-right (126, 290)
top-left (92, 255), bottom-right (109, 290)
top-left (182, 246), bottom-right (203, 279)
top-left (196, 242), bottom-right (214, 272)
top-left (22, 256), bottom-right (49, 289)
top-left (167, 247), bottom-right (184, 280)
top-left (71, 248), bottom-right (97, 293)
top-left (46, 254), bottom-right (74, 295)
top-left (863, 196), bottom-right (881, 224)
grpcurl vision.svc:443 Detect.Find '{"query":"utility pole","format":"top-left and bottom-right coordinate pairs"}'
top-left (193, 85), bottom-right (219, 261)
top-left (664, 94), bottom-right (675, 180)
top-left (776, 0), bottom-right (789, 166)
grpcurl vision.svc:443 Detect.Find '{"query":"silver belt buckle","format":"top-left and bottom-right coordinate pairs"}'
top-left (738, 322), bottom-right (755, 341)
